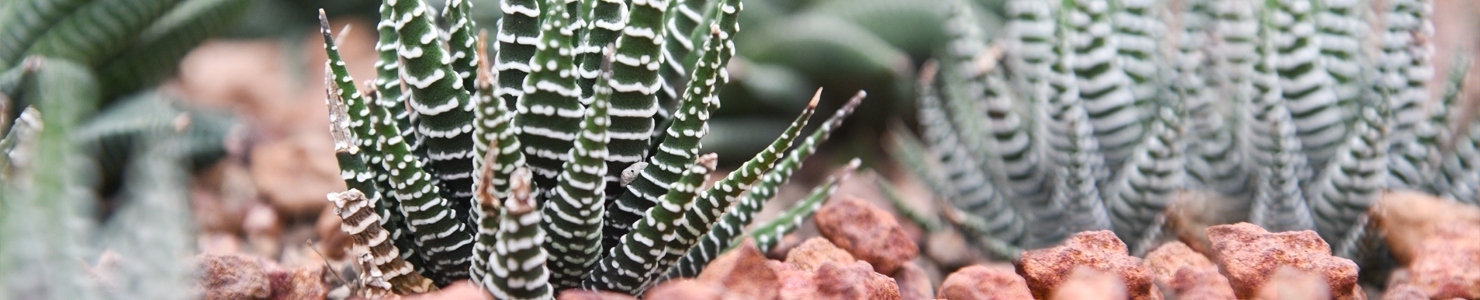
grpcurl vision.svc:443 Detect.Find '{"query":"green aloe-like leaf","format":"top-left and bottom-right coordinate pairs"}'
top-left (1266, 0), bottom-right (1345, 172)
top-left (321, 12), bottom-right (474, 283)
top-left (870, 173), bottom-right (942, 233)
top-left (539, 45), bottom-right (612, 290)
top-left (1309, 101), bottom-right (1390, 243)
top-left (1059, 0), bottom-right (1142, 171)
top-left (390, 0), bottom-right (478, 224)
top-left (23, 0), bottom-right (182, 68)
top-left (0, 0), bottom-right (91, 69)
top-left (441, 0), bottom-right (481, 92)
top-left (586, 153), bottom-right (718, 294)
top-left (493, 0), bottom-right (542, 108)
top-left (471, 34), bottom-right (527, 203)
top-left (1105, 97), bottom-right (1187, 247)
top-left (513, 0), bottom-right (583, 186)
top-left (97, 0), bottom-right (253, 97)
top-left (573, 0), bottom-right (628, 106)
top-left (665, 91), bottom-right (866, 279)
top-left (481, 168), bottom-right (553, 300)
top-left (748, 158), bottom-right (859, 252)
top-left (915, 62), bottom-right (1025, 244)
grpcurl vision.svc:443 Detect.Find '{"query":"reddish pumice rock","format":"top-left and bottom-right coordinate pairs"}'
top-left (1405, 223), bottom-right (1480, 299)
top-left (1371, 191), bottom-right (1480, 299)
top-left (937, 265), bottom-right (1033, 300)
top-left (1142, 241), bottom-right (1218, 287)
top-left (1016, 231), bottom-right (1157, 300)
top-left (785, 237), bottom-right (857, 272)
top-left (1049, 267), bottom-right (1130, 300)
top-left (643, 280), bottom-right (725, 300)
top-left (1205, 222), bottom-right (1360, 300)
top-left (813, 261), bottom-right (902, 300)
top-left (1250, 267), bottom-right (1333, 300)
top-left (815, 196), bottom-right (919, 274)
top-left (198, 254), bottom-right (274, 299)
top-left (1167, 267), bottom-right (1236, 300)
top-left (555, 289), bottom-right (637, 300)
top-left (768, 260), bottom-right (819, 300)
top-left (892, 262), bottom-right (934, 300)
top-left (696, 239), bottom-right (780, 300)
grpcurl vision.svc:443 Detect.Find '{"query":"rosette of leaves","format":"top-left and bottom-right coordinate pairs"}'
top-left (316, 0), bottom-right (868, 297)
top-left (882, 0), bottom-right (1475, 264)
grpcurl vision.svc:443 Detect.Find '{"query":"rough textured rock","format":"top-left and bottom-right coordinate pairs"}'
top-left (1167, 267), bottom-right (1236, 300)
top-left (1250, 267), bottom-right (1332, 300)
top-left (769, 260), bottom-right (818, 300)
top-left (644, 280), bottom-right (725, 300)
top-left (1205, 223), bottom-right (1360, 300)
top-left (1143, 242), bottom-right (1216, 282)
top-left (767, 234), bottom-right (805, 260)
top-left (198, 254), bottom-right (273, 300)
top-left (815, 196), bottom-right (919, 274)
top-left (1371, 191), bottom-right (1480, 299)
top-left (1405, 223), bottom-right (1480, 299)
top-left (697, 239), bottom-right (780, 300)
top-left (401, 281), bottom-right (493, 300)
top-left (266, 265), bottom-right (328, 300)
top-left (937, 265), bottom-right (1032, 300)
top-left (1016, 231), bottom-right (1156, 300)
top-left (556, 289), bottom-right (637, 300)
top-left (785, 237), bottom-right (857, 272)
top-left (1049, 267), bottom-right (1129, 300)
top-left (1379, 283), bottom-right (1429, 300)
top-left (813, 261), bottom-right (901, 300)
top-left (892, 262), bottom-right (933, 300)
top-left (1372, 190), bottom-right (1480, 263)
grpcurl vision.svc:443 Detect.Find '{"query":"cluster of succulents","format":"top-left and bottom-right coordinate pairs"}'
top-left (0, 0), bottom-right (253, 298)
top-left (883, 0), bottom-right (1476, 262)
top-left (316, 0), bottom-right (868, 297)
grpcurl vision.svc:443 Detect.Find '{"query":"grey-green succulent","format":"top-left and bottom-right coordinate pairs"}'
top-left (885, 0), bottom-right (1473, 262)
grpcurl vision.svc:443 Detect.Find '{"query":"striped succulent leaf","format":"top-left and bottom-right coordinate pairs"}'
top-left (441, 0), bottom-right (481, 92)
top-left (472, 34), bottom-right (527, 203)
top-left (749, 158), bottom-right (860, 252)
top-left (1210, 0), bottom-right (1260, 90)
top-left (1314, 0), bottom-right (1368, 115)
top-left (320, 15), bottom-right (426, 273)
top-left (1440, 120), bottom-right (1480, 205)
top-left (540, 50), bottom-right (612, 289)
top-left (322, 24), bottom-right (474, 283)
top-left (1003, 0), bottom-right (1057, 90)
top-left (916, 62), bottom-right (1026, 244)
top-left (666, 91), bottom-right (865, 279)
top-left (390, 0), bottom-right (479, 226)
top-left (494, 0), bottom-right (542, 108)
top-left (1111, 0), bottom-right (1165, 123)
top-left (0, 107), bottom-right (42, 178)
top-left (373, 1), bottom-right (417, 157)
top-left (1249, 105), bottom-right (1317, 232)
top-left (1266, 0), bottom-right (1345, 172)
top-left (871, 173), bottom-right (943, 233)
top-left (1061, 0), bottom-right (1144, 170)
top-left (939, 0), bottom-right (1014, 199)
top-left (1426, 56), bottom-right (1467, 195)
top-left (481, 168), bottom-right (554, 300)
top-left (327, 92), bottom-right (425, 278)
top-left (514, 0), bottom-right (584, 185)
top-left (573, 0), bottom-right (628, 106)
top-left (97, 0), bottom-right (253, 97)
top-left (327, 189), bottom-right (437, 295)
top-left (659, 89), bottom-right (819, 282)
top-left (1308, 101), bottom-right (1389, 243)
top-left (603, 0), bottom-right (738, 250)
top-left (942, 203), bottom-right (1030, 261)
top-left (883, 122), bottom-right (958, 204)
top-left (0, 0), bottom-right (91, 69)
top-left (1106, 100), bottom-right (1187, 245)
top-left (658, 0), bottom-right (713, 108)
top-left (1177, 0), bottom-right (1250, 200)
top-left (585, 153), bottom-right (717, 294)
top-left (22, 0), bottom-right (181, 68)
top-left (1043, 104), bottom-right (1113, 234)
top-left (1376, 0), bottom-right (1433, 141)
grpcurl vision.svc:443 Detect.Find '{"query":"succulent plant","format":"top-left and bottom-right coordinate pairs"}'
top-left (884, 0), bottom-right (1474, 262)
top-left (317, 0), bottom-right (868, 297)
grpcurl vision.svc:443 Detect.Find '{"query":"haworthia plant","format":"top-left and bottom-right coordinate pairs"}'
top-left (316, 0), bottom-right (867, 296)
top-left (892, 0), bottom-right (1475, 262)
top-left (750, 158), bottom-right (860, 252)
